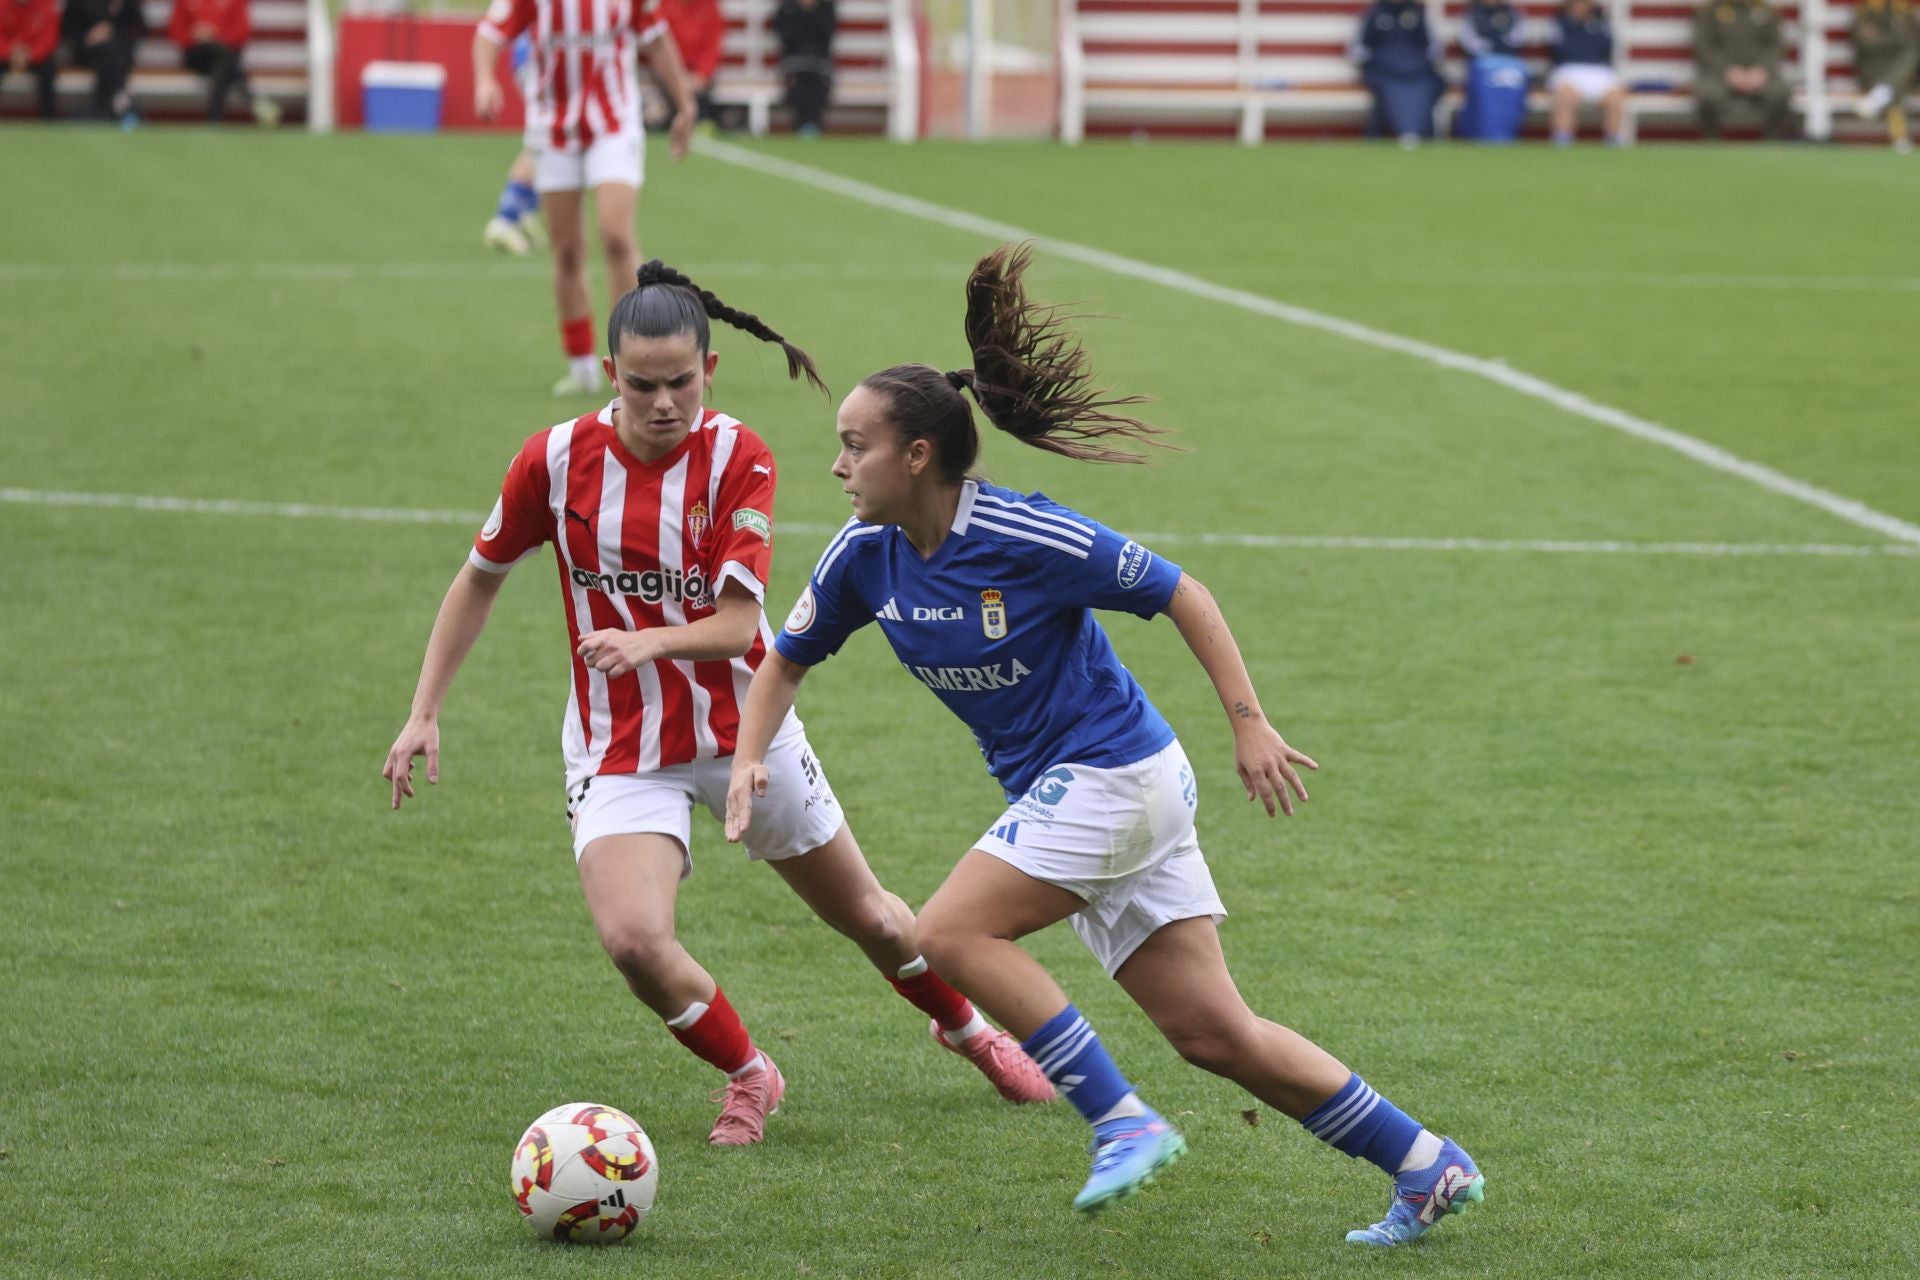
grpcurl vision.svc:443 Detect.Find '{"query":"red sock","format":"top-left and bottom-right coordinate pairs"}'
top-left (889, 968), bottom-right (975, 1033)
top-left (560, 314), bottom-right (595, 359)
top-left (666, 987), bottom-right (759, 1075)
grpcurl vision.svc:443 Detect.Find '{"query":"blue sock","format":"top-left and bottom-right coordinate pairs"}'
top-left (497, 180), bottom-right (538, 224)
top-left (1299, 1073), bottom-right (1423, 1175)
top-left (1021, 1005), bottom-right (1133, 1126)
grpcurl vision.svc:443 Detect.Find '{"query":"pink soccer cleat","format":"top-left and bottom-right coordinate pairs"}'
top-left (708, 1055), bottom-right (786, 1145)
top-left (931, 1020), bottom-right (1056, 1104)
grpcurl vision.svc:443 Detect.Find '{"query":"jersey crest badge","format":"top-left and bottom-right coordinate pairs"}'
top-left (687, 501), bottom-right (709, 549)
top-left (980, 589), bottom-right (1008, 640)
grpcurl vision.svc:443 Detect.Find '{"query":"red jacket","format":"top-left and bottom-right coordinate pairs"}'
top-left (169, 0), bottom-right (250, 48)
top-left (659, 0), bottom-right (724, 79)
top-left (1, 0), bottom-right (59, 63)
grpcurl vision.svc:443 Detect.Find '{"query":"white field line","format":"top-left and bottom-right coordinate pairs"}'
top-left (0, 261), bottom-right (967, 283)
top-left (693, 140), bottom-right (1920, 550)
top-left (6, 260), bottom-right (1914, 295)
top-left (5, 489), bottom-right (1913, 559)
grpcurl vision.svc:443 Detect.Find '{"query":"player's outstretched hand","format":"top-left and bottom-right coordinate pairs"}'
top-left (576, 628), bottom-right (656, 678)
top-left (1234, 722), bottom-right (1317, 818)
top-left (383, 717), bottom-right (440, 811)
top-left (668, 107), bottom-right (694, 161)
top-left (723, 761), bottom-right (768, 843)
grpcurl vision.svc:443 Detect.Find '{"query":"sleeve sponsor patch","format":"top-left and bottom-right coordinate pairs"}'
top-left (481, 497), bottom-right (505, 542)
top-left (1117, 539), bottom-right (1153, 589)
top-left (783, 583), bottom-right (816, 634)
top-left (734, 508), bottom-right (771, 541)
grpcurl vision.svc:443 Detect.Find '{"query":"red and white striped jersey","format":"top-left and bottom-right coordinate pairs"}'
top-left (479, 0), bottom-right (667, 151)
top-left (471, 404), bottom-right (780, 787)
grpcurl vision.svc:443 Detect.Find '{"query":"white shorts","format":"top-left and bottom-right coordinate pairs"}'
top-left (566, 712), bottom-right (841, 867)
top-left (534, 130), bottom-right (644, 194)
top-left (518, 66), bottom-right (543, 152)
top-left (974, 740), bottom-right (1226, 977)
top-left (1549, 64), bottom-right (1622, 103)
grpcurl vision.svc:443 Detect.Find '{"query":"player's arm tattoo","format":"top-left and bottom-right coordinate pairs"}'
top-left (1234, 700), bottom-right (1253, 720)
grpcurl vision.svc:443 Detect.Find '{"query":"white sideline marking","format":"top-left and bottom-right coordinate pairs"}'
top-left (0, 261), bottom-right (964, 283)
top-left (693, 140), bottom-right (1920, 550)
top-left (5, 489), bottom-right (1913, 558)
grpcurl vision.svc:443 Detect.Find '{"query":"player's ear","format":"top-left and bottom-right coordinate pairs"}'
top-left (602, 355), bottom-right (617, 387)
top-left (905, 436), bottom-right (933, 477)
top-left (703, 349), bottom-right (720, 386)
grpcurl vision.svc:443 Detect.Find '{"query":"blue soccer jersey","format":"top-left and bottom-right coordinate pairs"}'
top-left (774, 481), bottom-right (1184, 798)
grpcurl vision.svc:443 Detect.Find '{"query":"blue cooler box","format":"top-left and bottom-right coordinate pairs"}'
top-left (363, 61), bottom-right (447, 133)
top-left (1458, 55), bottom-right (1528, 142)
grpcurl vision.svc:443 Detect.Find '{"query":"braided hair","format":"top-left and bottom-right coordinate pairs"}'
top-left (860, 243), bottom-right (1168, 483)
top-left (608, 260), bottom-right (828, 396)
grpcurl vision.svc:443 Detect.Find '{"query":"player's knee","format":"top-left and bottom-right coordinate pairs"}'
top-left (913, 910), bottom-right (970, 976)
top-left (553, 241), bottom-right (587, 275)
top-left (599, 925), bottom-right (672, 982)
top-left (1161, 1011), bottom-right (1256, 1077)
top-left (599, 229), bottom-right (635, 263)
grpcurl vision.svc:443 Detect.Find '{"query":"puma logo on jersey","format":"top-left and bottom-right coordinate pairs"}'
top-left (565, 506), bottom-right (595, 533)
top-left (751, 464), bottom-right (772, 476)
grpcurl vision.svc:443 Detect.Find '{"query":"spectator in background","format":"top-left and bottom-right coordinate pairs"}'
top-left (1545, 0), bottom-right (1627, 145)
top-left (660, 0), bottom-right (726, 131)
top-left (1693, 0), bottom-right (1791, 140)
top-left (1851, 0), bottom-right (1918, 151)
top-left (1460, 0), bottom-right (1525, 61)
top-left (169, 0), bottom-right (282, 125)
top-left (1350, 0), bottom-right (1444, 144)
top-left (1, 0), bottom-right (60, 119)
top-left (774, 0), bottom-right (835, 138)
top-left (63, 0), bottom-right (144, 125)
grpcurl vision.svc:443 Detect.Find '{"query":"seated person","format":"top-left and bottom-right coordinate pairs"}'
top-left (1851, 0), bottom-right (1919, 150)
top-left (775, 0), bottom-right (835, 138)
top-left (1460, 0), bottom-right (1526, 61)
top-left (1545, 0), bottom-right (1627, 145)
top-left (1351, 0), bottom-right (1444, 143)
top-left (62, 0), bottom-right (145, 123)
top-left (1692, 0), bottom-right (1791, 140)
top-left (1, 0), bottom-right (60, 119)
top-left (169, 0), bottom-right (282, 125)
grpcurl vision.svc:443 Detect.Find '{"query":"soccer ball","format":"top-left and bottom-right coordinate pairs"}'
top-left (510, 1102), bottom-right (659, 1243)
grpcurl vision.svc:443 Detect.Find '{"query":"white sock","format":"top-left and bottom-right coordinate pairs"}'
top-left (664, 1000), bottom-right (708, 1030)
top-left (1398, 1129), bottom-right (1444, 1173)
top-left (725, 1050), bottom-right (766, 1079)
top-left (569, 355), bottom-right (599, 385)
top-left (894, 956), bottom-right (930, 979)
top-left (1092, 1093), bottom-right (1147, 1125)
top-left (938, 1010), bottom-right (989, 1045)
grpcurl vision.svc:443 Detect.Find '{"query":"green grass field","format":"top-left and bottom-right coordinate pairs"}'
top-left (3, 128), bottom-right (1917, 1279)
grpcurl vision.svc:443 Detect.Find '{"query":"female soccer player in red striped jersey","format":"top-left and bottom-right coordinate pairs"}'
top-left (473, 0), bottom-right (696, 396)
top-left (726, 245), bottom-right (1482, 1241)
top-left (383, 262), bottom-right (1053, 1144)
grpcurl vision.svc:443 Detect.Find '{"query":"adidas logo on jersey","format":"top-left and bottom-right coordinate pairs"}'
top-left (875, 597), bottom-right (903, 621)
top-left (570, 564), bottom-right (713, 609)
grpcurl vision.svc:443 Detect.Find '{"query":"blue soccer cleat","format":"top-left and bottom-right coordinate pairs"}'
top-left (1071, 1112), bottom-right (1187, 1212)
top-left (1344, 1137), bottom-right (1485, 1247)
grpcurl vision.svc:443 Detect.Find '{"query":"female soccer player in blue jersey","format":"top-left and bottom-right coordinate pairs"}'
top-left (724, 245), bottom-right (1484, 1245)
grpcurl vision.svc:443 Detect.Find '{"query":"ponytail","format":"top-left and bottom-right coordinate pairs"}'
top-left (609, 260), bottom-right (828, 396)
top-left (859, 244), bottom-right (1169, 483)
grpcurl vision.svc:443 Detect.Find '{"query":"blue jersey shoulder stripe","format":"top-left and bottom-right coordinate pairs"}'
top-left (815, 522), bottom-right (885, 580)
top-left (967, 495), bottom-right (1090, 545)
top-left (968, 514), bottom-right (1092, 559)
top-left (972, 493), bottom-right (1095, 545)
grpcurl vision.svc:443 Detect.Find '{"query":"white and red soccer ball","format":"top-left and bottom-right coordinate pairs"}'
top-left (510, 1103), bottom-right (658, 1243)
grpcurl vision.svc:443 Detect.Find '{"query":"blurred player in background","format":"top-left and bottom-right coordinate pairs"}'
top-left (474, 0), bottom-right (697, 396)
top-left (727, 245), bottom-right (1484, 1244)
top-left (385, 263), bottom-right (1052, 1147)
top-left (482, 33), bottom-right (548, 257)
